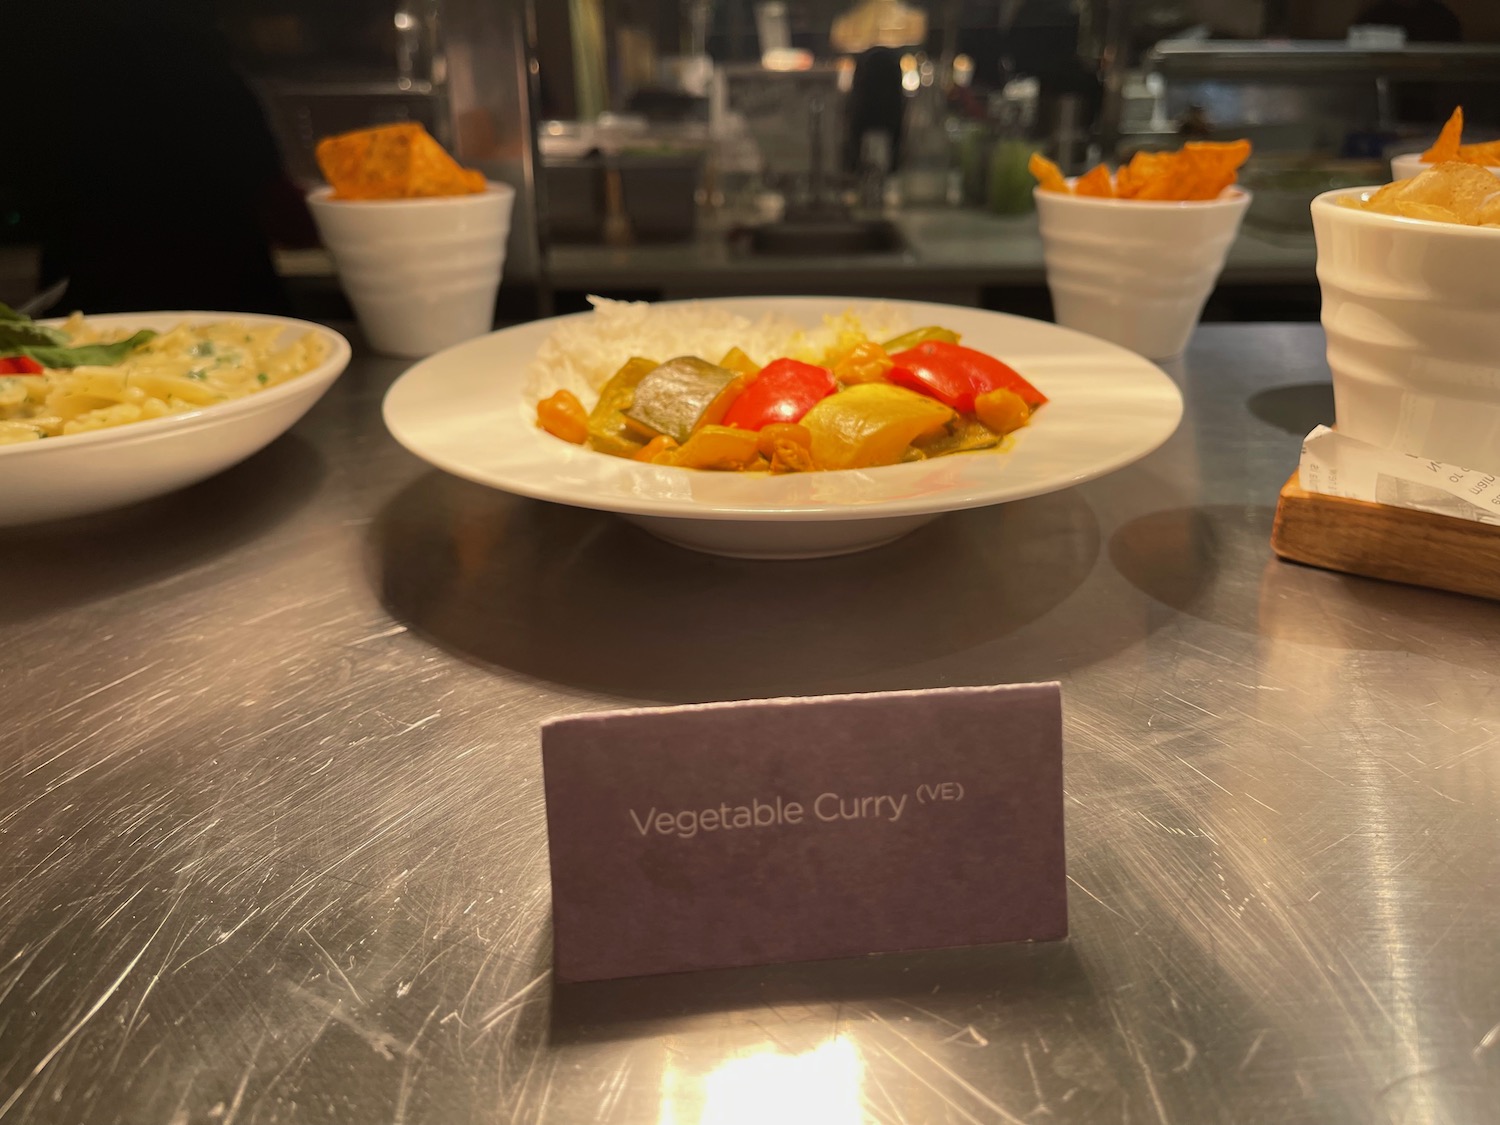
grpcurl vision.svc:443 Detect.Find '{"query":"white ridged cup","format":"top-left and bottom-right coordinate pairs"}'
top-left (1034, 186), bottom-right (1250, 361)
top-left (1312, 186), bottom-right (1500, 475)
top-left (308, 182), bottom-right (516, 358)
top-left (1390, 151), bottom-right (1500, 182)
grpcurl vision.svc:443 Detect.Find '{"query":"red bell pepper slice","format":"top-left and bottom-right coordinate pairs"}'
top-left (887, 342), bottom-right (1046, 413)
top-left (721, 358), bottom-right (836, 431)
top-left (0, 356), bottom-right (44, 374)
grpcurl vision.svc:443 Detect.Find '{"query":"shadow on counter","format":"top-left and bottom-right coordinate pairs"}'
top-left (1245, 382), bottom-right (1335, 436)
top-left (0, 435), bottom-right (325, 626)
top-left (367, 469), bottom-right (1140, 702)
top-left (548, 938), bottom-right (1088, 1046)
top-left (1109, 503), bottom-right (1500, 662)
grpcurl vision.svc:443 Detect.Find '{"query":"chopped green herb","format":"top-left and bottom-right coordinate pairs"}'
top-left (189, 341), bottom-right (215, 358)
top-left (188, 370), bottom-right (206, 381)
top-left (256, 372), bottom-right (268, 385)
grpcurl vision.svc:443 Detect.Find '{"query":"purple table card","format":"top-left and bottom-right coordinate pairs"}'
top-left (541, 683), bottom-right (1067, 982)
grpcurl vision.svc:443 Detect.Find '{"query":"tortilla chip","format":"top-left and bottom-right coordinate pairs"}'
top-left (1422, 107), bottom-right (1464, 163)
top-left (316, 122), bottom-right (487, 200)
top-left (1457, 139), bottom-right (1500, 167)
top-left (1028, 152), bottom-right (1071, 194)
top-left (1033, 140), bottom-right (1251, 203)
top-left (1114, 151), bottom-right (1165, 199)
top-left (1112, 141), bottom-right (1249, 201)
top-left (1181, 140), bottom-right (1251, 200)
top-left (1074, 164), bottom-right (1115, 198)
top-left (405, 128), bottom-right (477, 196)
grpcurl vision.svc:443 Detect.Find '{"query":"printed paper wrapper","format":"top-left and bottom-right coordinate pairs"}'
top-left (1298, 425), bottom-right (1500, 525)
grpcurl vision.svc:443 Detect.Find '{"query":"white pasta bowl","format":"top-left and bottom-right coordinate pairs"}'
top-left (0, 312), bottom-right (350, 527)
top-left (1313, 187), bottom-right (1500, 475)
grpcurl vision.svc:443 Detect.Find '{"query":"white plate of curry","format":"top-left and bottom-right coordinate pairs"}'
top-left (383, 297), bottom-right (1183, 558)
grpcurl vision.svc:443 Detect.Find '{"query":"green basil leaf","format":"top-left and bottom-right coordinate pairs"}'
top-left (3, 330), bottom-right (158, 368)
top-left (0, 318), bottom-right (68, 349)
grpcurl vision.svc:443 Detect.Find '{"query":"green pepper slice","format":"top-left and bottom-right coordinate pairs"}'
top-left (587, 356), bottom-right (658, 457)
top-left (623, 356), bottom-right (744, 444)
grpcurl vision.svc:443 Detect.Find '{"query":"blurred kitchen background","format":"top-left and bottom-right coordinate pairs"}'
top-left (5, 0), bottom-right (1500, 321)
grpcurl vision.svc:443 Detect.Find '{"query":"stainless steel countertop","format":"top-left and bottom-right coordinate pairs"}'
top-left (3, 323), bottom-right (1498, 1125)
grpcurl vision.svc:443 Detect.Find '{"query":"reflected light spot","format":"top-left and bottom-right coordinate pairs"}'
top-left (836, 56), bottom-right (856, 93)
top-left (761, 47), bottom-right (814, 71)
top-left (697, 1039), bottom-right (862, 1125)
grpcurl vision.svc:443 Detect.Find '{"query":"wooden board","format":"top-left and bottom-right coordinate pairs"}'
top-left (1271, 473), bottom-right (1500, 602)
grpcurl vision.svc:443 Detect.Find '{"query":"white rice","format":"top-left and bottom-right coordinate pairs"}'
top-left (525, 296), bottom-right (910, 408)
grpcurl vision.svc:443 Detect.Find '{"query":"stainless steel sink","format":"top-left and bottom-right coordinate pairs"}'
top-left (732, 218), bottom-right (906, 257)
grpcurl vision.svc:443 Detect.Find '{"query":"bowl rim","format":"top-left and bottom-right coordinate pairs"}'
top-left (306, 182), bottom-right (517, 208)
top-left (1389, 151), bottom-right (1500, 174)
top-left (0, 312), bottom-right (351, 462)
top-left (1311, 184), bottom-right (1500, 235)
top-left (1031, 184), bottom-right (1251, 210)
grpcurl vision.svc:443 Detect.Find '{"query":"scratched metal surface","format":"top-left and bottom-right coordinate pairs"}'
top-left (2, 323), bottom-right (1499, 1125)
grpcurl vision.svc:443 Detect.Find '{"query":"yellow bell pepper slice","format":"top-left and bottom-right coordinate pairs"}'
top-left (799, 383), bottom-right (955, 470)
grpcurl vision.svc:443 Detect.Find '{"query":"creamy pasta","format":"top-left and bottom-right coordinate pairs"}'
top-left (0, 315), bottom-right (326, 445)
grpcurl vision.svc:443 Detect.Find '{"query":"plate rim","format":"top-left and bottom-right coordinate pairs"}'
top-left (383, 296), bottom-right (1184, 523)
top-left (0, 311), bottom-right (352, 461)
